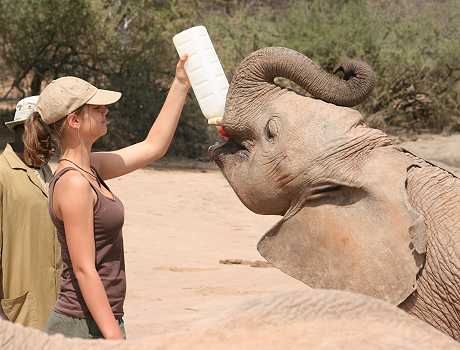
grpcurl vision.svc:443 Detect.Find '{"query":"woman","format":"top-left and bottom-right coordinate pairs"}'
top-left (23, 56), bottom-right (190, 339)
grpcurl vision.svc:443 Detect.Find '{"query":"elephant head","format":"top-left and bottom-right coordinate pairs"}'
top-left (210, 47), bottom-right (426, 307)
top-left (211, 47), bottom-right (380, 216)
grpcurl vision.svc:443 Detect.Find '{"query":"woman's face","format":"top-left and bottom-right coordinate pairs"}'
top-left (79, 104), bottom-right (109, 141)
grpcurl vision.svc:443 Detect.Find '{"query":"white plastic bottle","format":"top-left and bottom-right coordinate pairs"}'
top-left (173, 26), bottom-right (228, 125)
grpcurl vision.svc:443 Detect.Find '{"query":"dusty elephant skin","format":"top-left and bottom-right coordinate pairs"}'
top-left (210, 47), bottom-right (460, 340)
top-left (1, 289), bottom-right (459, 349)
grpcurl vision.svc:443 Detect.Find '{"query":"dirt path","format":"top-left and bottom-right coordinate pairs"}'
top-left (107, 168), bottom-right (305, 338)
top-left (400, 134), bottom-right (460, 172)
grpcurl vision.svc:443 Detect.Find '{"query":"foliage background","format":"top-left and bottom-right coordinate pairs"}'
top-left (1, 0), bottom-right (459, 158)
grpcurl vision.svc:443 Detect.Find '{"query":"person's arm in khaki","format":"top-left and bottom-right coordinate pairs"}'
top-left (0, 181), bottom-right (6, 320)
top-left (91, 55), bottom-right (191, 180)
top-left (54, 172), bottom-right (122, 339)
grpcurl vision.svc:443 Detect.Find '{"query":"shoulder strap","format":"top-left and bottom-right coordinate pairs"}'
top-left (50, 167), bottom-right (100, 198)
top-left (90, 166), bottom-right (111, 193)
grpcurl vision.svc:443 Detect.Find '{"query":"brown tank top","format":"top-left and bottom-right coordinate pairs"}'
top-left (48, 167), bottom-right (126, 318)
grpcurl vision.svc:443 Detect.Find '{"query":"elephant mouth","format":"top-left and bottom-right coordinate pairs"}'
top-left (208, 141), bottom-right (225, 161)
top-left (208, 139), bottom-right (249, 163)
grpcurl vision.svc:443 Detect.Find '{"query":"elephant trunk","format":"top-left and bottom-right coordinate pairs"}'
top-left (225, 47), bottom-right (375, 121)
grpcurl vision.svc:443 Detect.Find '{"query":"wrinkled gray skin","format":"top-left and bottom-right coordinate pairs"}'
top-left (1, 289), bottom-right (458, 349)
top-left (210, 47), bottom-right (460, 340)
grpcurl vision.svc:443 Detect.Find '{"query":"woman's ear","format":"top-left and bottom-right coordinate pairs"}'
top-left (66, 112), bottom-right (81, 129)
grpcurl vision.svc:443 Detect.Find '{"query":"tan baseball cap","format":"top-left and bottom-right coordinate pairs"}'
top-left (36, 76), bottom-right (121, 124)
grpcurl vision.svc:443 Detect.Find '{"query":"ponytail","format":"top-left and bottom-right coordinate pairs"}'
top-left (23, 112), bottom-right (66, 168)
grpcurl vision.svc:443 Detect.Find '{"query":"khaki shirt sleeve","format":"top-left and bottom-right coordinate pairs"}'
top-left (0, 177), bottom-right (3, 287)
top-left (0, 177), bottom-right (6, 320)
top-left (0, 178), bottom-right (2, 265)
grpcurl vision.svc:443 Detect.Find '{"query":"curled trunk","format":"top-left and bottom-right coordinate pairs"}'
top-left (225, 47), bottom-right (376, 121)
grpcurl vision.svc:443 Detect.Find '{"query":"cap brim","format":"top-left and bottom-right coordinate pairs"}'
top-left (5, 119), bottom-right (25, 129)
top-left (87, 89), bottom-right (121, 105)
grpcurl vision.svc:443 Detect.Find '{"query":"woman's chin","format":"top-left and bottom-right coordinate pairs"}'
top-left (93, 128), bottom-right (107, 141)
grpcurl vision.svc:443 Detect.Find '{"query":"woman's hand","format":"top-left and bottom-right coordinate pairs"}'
top-left (104, 326), bottom-right (124, 340)
top-left (174, 55), bottom-right (191, 90)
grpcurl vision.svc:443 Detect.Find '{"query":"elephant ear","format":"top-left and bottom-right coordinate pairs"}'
top-left (258, 155), bottom-right (426, 305)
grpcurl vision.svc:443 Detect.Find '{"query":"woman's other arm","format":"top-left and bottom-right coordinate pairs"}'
top-left (0, 181), bottom-right (6, 320)
top-left (0, 182), bottom-right (8, 320)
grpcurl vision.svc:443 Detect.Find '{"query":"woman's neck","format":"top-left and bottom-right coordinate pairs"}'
top-left (60, 142), bottom-right (92, 170)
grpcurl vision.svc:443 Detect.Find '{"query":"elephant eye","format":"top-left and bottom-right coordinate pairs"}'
top-left (264, 118), bottom-right (278, 142)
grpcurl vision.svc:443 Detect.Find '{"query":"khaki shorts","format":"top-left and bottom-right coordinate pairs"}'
top-left (45, 310), bottom-right (126, 339)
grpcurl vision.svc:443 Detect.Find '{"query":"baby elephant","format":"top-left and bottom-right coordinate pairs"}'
top-left (210, 47), bottom-right (460, 340)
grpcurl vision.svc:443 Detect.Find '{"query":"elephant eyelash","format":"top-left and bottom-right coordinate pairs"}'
top-left (241, 140), bottom-right (254, 150)
top-left (237, 149), bottom-right (250, 160)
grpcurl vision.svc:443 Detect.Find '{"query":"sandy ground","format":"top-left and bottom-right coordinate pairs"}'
top-left (106, 167), bottom-right (306, 338)
top-left (400, 134), bottom-right (460, 171)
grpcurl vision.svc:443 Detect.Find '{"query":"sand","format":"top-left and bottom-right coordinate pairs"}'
top-left (106, 167), bottom-right (306, 338)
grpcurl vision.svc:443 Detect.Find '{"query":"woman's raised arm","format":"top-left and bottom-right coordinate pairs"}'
top-left (91, 56), bottom-right (191, 180)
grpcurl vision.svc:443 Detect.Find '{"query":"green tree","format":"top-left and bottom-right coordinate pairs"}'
top-left (0, 0), bottom-right (100, 96)
top-left (276, 0), bottom-right (460, 133)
